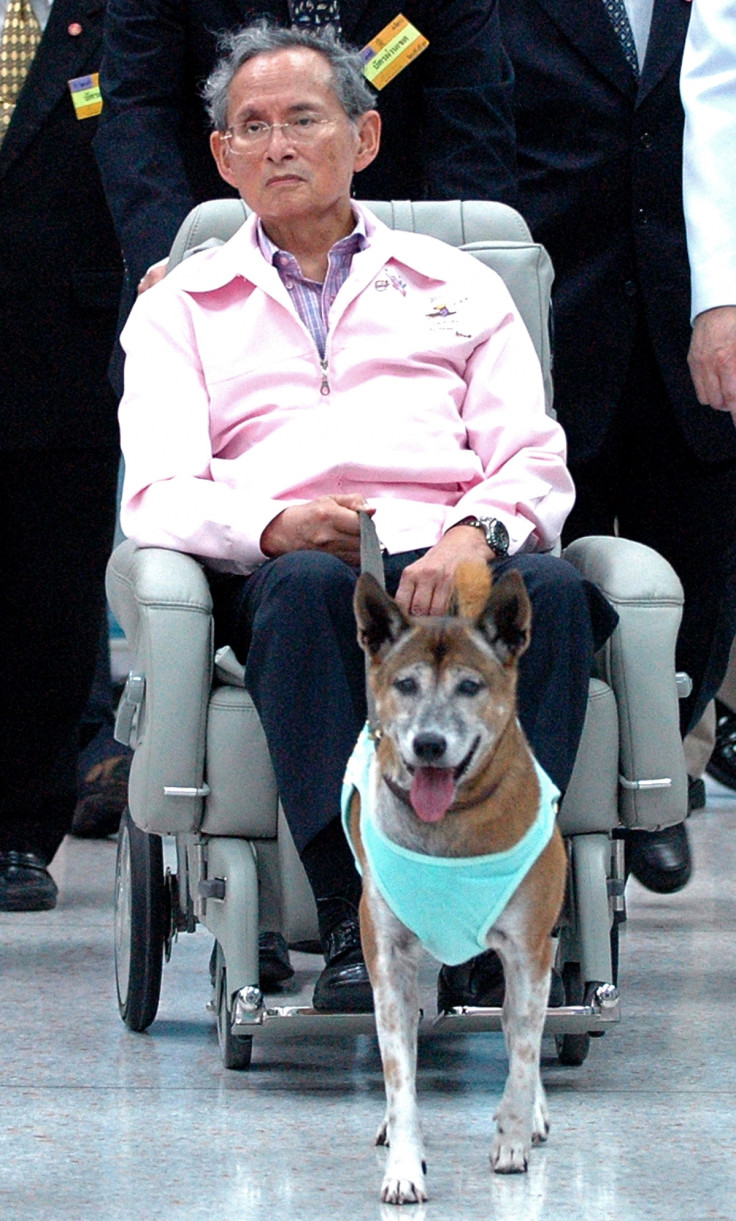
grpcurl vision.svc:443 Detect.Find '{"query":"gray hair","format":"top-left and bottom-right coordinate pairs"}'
top-left (203, 19), bottom-right (377, 131)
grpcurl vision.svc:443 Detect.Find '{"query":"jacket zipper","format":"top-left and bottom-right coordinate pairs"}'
top-left (319, 357), bottom-right (330, 396)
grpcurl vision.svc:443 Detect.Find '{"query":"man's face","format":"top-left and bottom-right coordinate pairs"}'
top-left (210, 48), bottom-right (380, 233)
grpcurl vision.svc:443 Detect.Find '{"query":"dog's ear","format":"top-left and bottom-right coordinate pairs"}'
top-left (476, 569), bottom-right (532, 665)
top-left (450, 560), bottom-right (493, 619)
top-left (354, 573), bottom-right (411, 658)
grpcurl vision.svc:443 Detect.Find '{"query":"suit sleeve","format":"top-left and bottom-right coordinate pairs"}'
top-left (93, 0), bottom-right (205, 287)
top-left (681, 0), bottom-right (736, 318)
top-left (414, 0), bottom-right (518, 206)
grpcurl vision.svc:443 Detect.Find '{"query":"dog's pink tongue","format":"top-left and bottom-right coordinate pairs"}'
top-left (410, 768), bottom-right (455, 823)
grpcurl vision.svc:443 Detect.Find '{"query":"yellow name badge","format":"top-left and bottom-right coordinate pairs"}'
top-left (361, 14), bottom-right (429, 91)
top-left (68, 73), bottom-right (103, 120)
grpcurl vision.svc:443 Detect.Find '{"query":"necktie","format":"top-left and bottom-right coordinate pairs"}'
top-left (288, 1), bottom-right (342, 38)
top-left (602, 0), bottom-right (640, 76)
top-left (0, 0), bottom-right (41, 142)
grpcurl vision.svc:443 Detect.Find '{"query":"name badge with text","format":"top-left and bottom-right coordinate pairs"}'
top-left (68, 73), bottom-right (103, 120)
top-left (361, 14), bottom-right (429, 91)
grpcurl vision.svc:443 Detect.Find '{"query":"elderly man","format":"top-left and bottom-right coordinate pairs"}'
top-left (118, 22), bottom-right (615, 1014)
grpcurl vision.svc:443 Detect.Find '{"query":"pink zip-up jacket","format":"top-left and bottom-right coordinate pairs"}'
top-left (119, 204), bottom-right (574, 574)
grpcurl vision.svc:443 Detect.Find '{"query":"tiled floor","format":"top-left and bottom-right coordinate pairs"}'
top-left (2, 782), bottom-right (736, 1220)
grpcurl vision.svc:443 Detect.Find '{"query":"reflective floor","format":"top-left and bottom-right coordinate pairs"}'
top-left (2, 781), bottom-right (736, 1221)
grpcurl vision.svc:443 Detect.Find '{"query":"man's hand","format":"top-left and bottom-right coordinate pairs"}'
top-left (260, 494), bottom-right (374, 566)
top-left (395, 524), bottom-right (495, 617)
top-left (137, 258), bottom-right (169, 294)
top-left (688, 305), bottom-right (736, 416)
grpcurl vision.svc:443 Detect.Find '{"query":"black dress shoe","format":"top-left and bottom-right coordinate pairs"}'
top-left (312, 916), bottom-right (374, 1013)
top-left (625, 821), bottom-right (692, 894)
top-left (258, 931), bottom-right (295, 989)
top-left (437, 948), bottom-right (565, 1012)
top-left (0, 850), bottom-right (58, 912)
top-left (706, 701), bottom-right (736, 791)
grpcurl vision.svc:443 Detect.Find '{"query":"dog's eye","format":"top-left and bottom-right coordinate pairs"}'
top-left (394, 676), bottom-right (419, 696)
top-left (456, 677), bottom-right (484, 697)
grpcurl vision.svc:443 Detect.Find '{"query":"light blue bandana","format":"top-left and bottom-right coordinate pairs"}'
top-left (341, 724), bottom-right (560, 966)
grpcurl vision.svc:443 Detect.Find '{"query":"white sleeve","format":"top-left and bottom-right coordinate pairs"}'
top-left (681, 0), bottom-right (736, 319)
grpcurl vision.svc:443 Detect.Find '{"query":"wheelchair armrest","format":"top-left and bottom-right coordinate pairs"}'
top-left (562, 535), bottom-right (688, 831)
top-left (106, 540), bottom-right (215, 834)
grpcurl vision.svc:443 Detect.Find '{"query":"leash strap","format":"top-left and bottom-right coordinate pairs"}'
top-left (359, 510), bottom-right (385, 589)
top-left (358, 511), bottom-right (385, 734)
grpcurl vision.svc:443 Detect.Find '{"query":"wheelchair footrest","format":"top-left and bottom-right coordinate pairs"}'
top-left (234, 1005), bottom-right (381, 1037)
top-left (227, 983), bottom-right (620, 1039)
top-left (433, 985), bottom-right (620, 1036)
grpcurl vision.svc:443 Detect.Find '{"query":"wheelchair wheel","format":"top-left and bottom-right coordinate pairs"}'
top-left (114, 807), bottom-right (168, 1032)
top-left (213, 942), bottom-right (253, 1071)
top-left (555, 962), bottom-right (591, 1067)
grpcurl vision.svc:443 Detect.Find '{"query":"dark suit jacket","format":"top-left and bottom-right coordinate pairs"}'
top-left (0, 0), bottom-right (123, 448)
top-left (500, 0), bottom-right (736, 464)
top-left (93, 0), bottom-right (518, 288)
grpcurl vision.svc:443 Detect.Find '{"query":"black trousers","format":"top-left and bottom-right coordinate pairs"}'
top-left (0, 447), bottom-right (120, 861)
top-left (562, 321), bottom-right (736, 736)
top-left (212, 548), bottom-right (616, 855)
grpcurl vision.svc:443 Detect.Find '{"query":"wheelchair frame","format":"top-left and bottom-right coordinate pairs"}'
top-left (108, 199), bottom-right (689, 1070)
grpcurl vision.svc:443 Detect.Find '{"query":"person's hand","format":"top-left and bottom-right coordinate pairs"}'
top-left (137, 259), bottom-right (169, 294)
top-left (688, 305), bottom-right (736, 416)
top-left (395, 524), bottom-right (496, 617)
top-left (260, 494), bottom-right (374, 566)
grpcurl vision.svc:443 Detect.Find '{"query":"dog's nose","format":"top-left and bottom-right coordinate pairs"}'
top-left (413, 732), bottom-right (447, 763)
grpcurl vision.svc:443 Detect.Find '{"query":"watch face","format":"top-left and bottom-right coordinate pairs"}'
top-left (463, 516), bottom-right (509, 556)
top-left (484, 518), bottom-right (509, 556)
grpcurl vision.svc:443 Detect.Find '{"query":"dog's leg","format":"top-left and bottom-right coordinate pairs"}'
top-left (360, 875), bottom-right (427, 1205)
top-left (491, 938), bottom-right (552, 1174)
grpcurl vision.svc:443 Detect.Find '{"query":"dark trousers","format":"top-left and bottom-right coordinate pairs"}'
top-left (212, 548), bottom-right (615, 855)
top-left (562, 320), bottom-right (736, 736)
top-left (0, 447), bottom-right (120, 861)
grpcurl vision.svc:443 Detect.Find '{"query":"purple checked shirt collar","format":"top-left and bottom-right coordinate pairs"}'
top-left (256, 212), bottom-right (368, 358)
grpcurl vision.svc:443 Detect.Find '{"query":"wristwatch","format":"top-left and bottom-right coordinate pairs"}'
top-left (459, 516), bottom-right (510, 558)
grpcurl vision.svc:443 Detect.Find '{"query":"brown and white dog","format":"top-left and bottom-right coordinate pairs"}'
top-left (346, 562), bottom-right (567, 1205)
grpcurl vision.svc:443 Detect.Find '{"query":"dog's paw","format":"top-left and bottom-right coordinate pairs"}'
top-left (380, 1172), bottom-right (428, 1205)
top-left (381, 1140), bottom-right (428, 1204)
top-left (490, 1132), bottom-right (530, 1174)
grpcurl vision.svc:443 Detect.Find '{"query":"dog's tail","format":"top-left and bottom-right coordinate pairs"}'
top-left (451, 561), bottom-right (493, 620)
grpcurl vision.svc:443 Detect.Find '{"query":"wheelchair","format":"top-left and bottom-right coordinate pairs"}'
top-left (107, 199), bottom-right (689, 1070)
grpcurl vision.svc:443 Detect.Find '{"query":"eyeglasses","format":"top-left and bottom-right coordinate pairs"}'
top-left (223, 114), bottom-right (338, 152)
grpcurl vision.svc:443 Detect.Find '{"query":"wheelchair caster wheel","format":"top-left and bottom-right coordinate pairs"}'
top-left (555, 961), bottom-right (591, 1067)
top-left (213, 943), bottom-right (253, 1071)
top-left (114, 807), bottom-right (168, 1031)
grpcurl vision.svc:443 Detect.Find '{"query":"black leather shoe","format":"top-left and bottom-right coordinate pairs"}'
top-left (312, 916), bottom-right (374, 1013)
top-left (0, 851), bottom-right (58, 912)
top-left (437, 948), bottom-right (564, 1012)
top-left (626, 821), bottom-right (692, 894)
top-left (706, 701), bottom-right (736, 791)
top-left (258, 931), bottom-right (294, 989)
